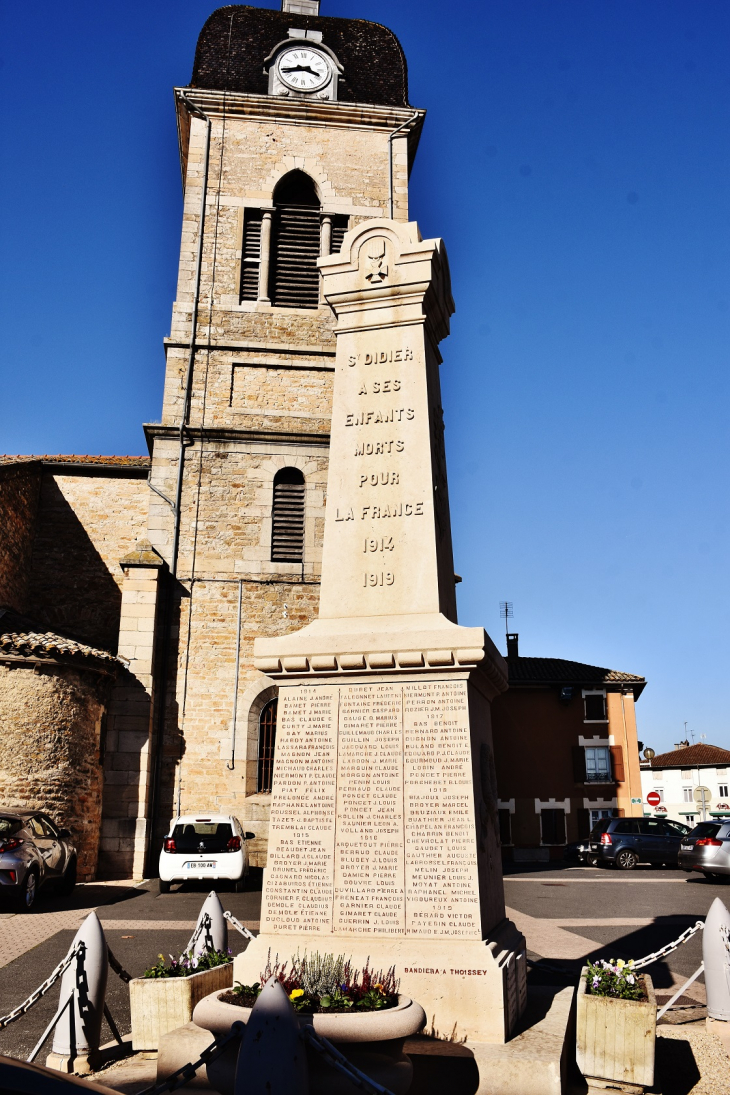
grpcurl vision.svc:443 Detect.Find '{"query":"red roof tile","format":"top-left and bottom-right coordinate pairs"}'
top-left (650, 744), bottom-right (730, 768)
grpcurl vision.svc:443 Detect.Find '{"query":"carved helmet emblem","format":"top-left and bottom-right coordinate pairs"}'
top-left (364, 237), bottom-right (388, 283)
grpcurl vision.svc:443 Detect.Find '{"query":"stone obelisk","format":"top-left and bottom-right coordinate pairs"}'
top-left (236, 219), bottom-right (526, 1043)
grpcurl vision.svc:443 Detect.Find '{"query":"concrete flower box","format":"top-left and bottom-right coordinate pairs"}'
top-left (576, 966), bottom-right (656, 1090)
top-left (130, 964), bottom-right (233, 1051)
top-left (193, 990), bottom-right (426, 1095)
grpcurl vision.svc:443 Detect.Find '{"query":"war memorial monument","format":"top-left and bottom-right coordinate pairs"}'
top-left (236, 217), bottom-right (528, 1044)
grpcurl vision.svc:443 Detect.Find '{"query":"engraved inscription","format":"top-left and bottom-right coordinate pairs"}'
top-left (403, 680), bottom-right (481, 939)
top-left (348, 348), bottom-right (414, 367)
top-left (359, 473), bottom-right (399, 487)
top-left (334, 684), bottom-right (405, 935)
top-left (355, 441), bottom-right (405, 456)
top-left (346, 409), bottom-right (415, 426)
top-left (261, 686), bottom-right (338, 934)
top-left (261, 681), bottom-right (481, 941)
top-left (363, 571), bottom-right (395, 587)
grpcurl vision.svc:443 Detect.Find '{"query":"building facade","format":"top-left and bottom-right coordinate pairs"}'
top-left (640, 743), bottom-right (730, 828)
top-left (1, 1), bottom-right (425, 878)
top-left (0, 2), bottom-right (649, 880)
top-left (491, 634), bottom-right (646, 861)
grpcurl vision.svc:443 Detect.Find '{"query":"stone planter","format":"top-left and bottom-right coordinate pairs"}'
top-left (576, 967), bottom-right (656, 1090)
top-left (193, 990), bottom-right (426, 1095)
top-left (130, 964), bottom-right (233, 1051)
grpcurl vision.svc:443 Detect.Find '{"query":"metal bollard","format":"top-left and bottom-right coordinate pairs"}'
top-left (234, 976), bottom-right (309, 1095)
top-left (46, 911), bottom-right (109, 1074)
top-left (194, 891), bottom-right (228, 957)
top-left (703, 896), bottom-right (730, 1021)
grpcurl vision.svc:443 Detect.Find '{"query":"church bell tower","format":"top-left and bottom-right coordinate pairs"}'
top-left (101, 1), bottom-right (425, 875)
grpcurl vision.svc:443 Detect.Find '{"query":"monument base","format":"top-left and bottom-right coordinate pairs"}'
top-left (233, 917), bottom-right (526, 1045)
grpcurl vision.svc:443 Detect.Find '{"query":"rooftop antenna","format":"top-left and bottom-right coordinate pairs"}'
top-left (499, 601), bottom-right (513, 640)
top-left (685, 721), bottom-right (694, 744)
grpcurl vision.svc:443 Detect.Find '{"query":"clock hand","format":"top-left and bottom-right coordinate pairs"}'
top-left (282, 65), bottom-right (320, 77)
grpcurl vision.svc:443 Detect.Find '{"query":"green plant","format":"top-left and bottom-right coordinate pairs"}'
top-left (585, 959), bottom-right (645, 1000)
top-left (143, 946), bottom-right (231, 979)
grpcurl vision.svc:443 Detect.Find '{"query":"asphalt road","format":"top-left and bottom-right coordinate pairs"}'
top-left (504, 861), bottom-right (726, 994)
top-left (0, 862), bottom-right (727, 1063)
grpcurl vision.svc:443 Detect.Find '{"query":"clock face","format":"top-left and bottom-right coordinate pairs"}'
top-left (276, 47), bottom-right (329, 92)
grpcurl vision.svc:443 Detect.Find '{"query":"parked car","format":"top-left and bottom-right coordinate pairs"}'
top-left (587, 817), bottom-right (690, 870)
top-left (564, 839), bottom-right (590, 864)
top-left (158, 814), bottom-right (253, 893)
top-left (0, 811), bottom-right (77, 910)
top-left (678, 820), bottom-right (730, 881)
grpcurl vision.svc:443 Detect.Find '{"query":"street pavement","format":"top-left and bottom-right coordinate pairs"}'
top-left (0, 862), bottom-right (727, 1065)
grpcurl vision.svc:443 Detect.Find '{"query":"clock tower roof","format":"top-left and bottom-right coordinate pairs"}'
top-left (191, 4), bottom-right (410, 107)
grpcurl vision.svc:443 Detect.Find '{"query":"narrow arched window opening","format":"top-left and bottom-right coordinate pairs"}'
top-left (258, 698), bottom-right (277, 793)
top-left (271, 170), bottom-right (321, 308)
top-left (271, 467), bottom-right (305, 562)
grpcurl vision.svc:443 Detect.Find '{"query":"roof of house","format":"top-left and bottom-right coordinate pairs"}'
top-left (0, 608), bottom-right (119, 673)
top-left (649, 743), bottom-right (730, 769)
top-left (508, 656), bottom-right (646, 697)
top-left (0, 455), bottom-right (149, 468)
top-left (191, 5), bottom-right (410, 107)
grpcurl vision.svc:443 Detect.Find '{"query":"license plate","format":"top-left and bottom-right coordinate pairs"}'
top-left (185, 861), bottom-right (215, 869)
top-left (681, 845), bottom-right (693, 851)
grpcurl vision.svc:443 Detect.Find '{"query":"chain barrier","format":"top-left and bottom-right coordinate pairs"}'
top-left (224, 910), bottom-right (255, 941)
top-left (301, 1026), bottom-right (396, 1095)
top-left (184, 912), bottom-right (213, 955)
top-left (631, 921), bottom-right (704, 970)
top-left (0, 944), bottom-right (81, 1030)
top-left (107, 944), bottom-right (133, 984)
top-left (136, 1021), bottom-right (245, 1095)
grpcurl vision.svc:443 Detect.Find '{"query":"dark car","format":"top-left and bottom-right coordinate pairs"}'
top-left (0, 811), bottom-right (77, 910)
top-left (564, 839), bottom-right (591, 864)
top-left (587, 817), bottom-right (690, 870)
top-left (678, 820), bottom-right (730, 881)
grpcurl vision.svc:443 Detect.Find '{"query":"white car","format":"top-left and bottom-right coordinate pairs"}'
top-left (158, 814), bottom-right (253, 894)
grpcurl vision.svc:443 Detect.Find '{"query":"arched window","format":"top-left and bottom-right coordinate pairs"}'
top-left (271, 467), bottom-right (305, 563)
top-left (271, 170), bottom-right (321, 308)
top-left (258, 698), bottom-right (278, 793)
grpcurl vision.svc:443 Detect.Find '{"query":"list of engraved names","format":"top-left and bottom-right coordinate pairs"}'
top-left (262, 679), bottom-right (481, 939)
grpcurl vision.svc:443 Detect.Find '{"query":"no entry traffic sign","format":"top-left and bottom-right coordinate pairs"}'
top-left (646, 791), bottom-right (662, 807)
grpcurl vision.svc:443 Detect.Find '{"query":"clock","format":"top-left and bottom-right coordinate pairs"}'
top-left (276, 46), bottom-right (330, 92)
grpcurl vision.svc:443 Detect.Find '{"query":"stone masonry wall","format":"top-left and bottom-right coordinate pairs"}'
top-left (0, 663), bottom-right (110, 880)
top-left (0, 463), bottom-right (42, 612)
top-left (26, 472), bottom-right (150, 653)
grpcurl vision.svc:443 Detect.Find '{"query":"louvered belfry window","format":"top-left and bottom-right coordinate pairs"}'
top-left (271, 467), bottom-right (305, 563)
top-left (271, 171), bottom-right (321, 309)
top-left (330, 215), bottom-right (350, 255)
top-left (258, 698), bottom-right (277, 794)
top-left (240, 209), bottom-right (262, 301)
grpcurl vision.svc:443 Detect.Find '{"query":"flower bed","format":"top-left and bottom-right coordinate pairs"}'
top-left (584, 957), bottom-right (647, 1001)
top-left (221, 951), bottom-right (399, 1014)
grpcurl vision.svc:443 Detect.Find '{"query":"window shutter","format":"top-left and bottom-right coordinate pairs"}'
top-left (572, 746), bottom-right (587, 783)
top-left (271, 469), bottom-right (305, 562)
top-left (240, 210), bottom-right (262, 301)
top-left (577, 808), bottom-right (590, 839)
top-left (271, 204), bottom-right (321, 308)
top-left (330, 214), bottom-right (350, 254)
top-left (610, 746), bottom-right (625, 782)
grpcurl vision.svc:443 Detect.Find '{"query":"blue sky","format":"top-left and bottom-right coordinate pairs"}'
top-left (1, 0), bottom-right (729, 754)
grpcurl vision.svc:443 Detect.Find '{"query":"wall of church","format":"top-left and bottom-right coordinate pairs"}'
top-left (0, 662), bottom-right (110, 880)
top-left (25, 472), bottom-right (150, 653)
top-left (0, 462), bottom-right (42, 612)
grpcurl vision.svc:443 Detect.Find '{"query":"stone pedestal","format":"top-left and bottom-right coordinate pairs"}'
top-left (245, 220), bottom-right (526, 1044)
